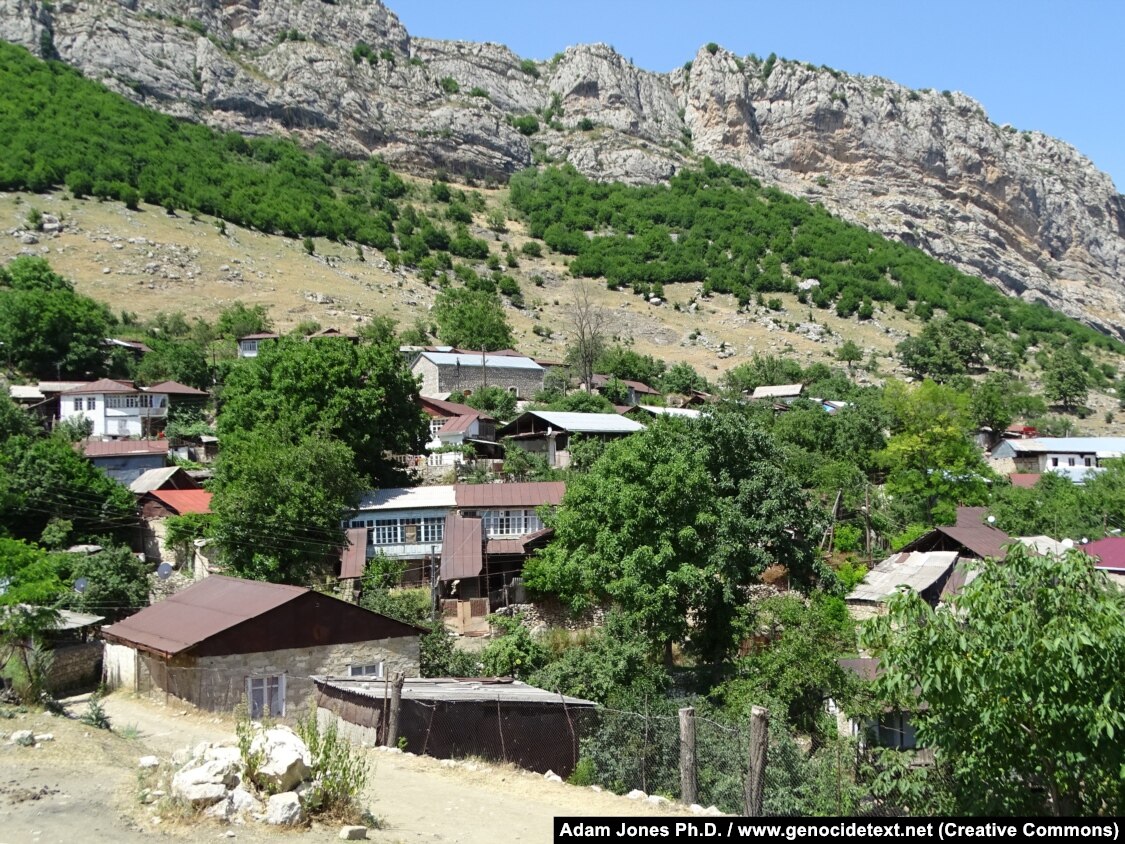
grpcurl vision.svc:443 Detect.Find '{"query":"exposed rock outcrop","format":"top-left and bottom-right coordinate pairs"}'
top-left (1, 0), bottom-right (1122, 332)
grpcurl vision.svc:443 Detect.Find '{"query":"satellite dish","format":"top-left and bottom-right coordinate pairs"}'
top-left (986, 515), bottom-right (996, 524)
top-left (1081, 538), bottom-right (1089, 545)
top-left (74, 577), bottom-right (89, 594)
top-left (156, 563), bottom-right (174, 581)
top-left (1061, 538), bottom-right (1075, 549)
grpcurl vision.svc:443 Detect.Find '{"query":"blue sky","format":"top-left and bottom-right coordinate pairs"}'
top-left (395, 0), bottom-right (1123, 192)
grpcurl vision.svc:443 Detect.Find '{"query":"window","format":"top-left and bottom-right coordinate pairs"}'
top-left (508, 386), bottom-right (519, 397)
top-left (348, 662), bottom-right (384, 679)
top-left (401, 517), bottom-right (421, 543)
top-left (1085, 457), bottom-right (1093, 467)
top-left (243, 339), bottom-right (258, 354)
top-left (125, 395), bottom-right (139, 408)
top-left (373, 519), bottom-right (400, 545)
top-left (1051, 457), bottom-right (1059, 467)
top-left (107, 396), bottom-right (123, 409)
top-left (482, 509), bottom-right (544, 538)
top-left (247, 674), bottom-right (285, 718)
top-left (429, 417), bottom-right (448, 437)
top-left (420, 517), bottom-right (444, 543)
top-left (1068, 457), bottom-right (1076, 467)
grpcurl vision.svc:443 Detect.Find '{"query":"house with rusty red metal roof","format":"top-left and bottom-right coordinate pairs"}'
top-left (101, 575), bottom-right (422, 717)
top-left (343, 482), bottom-right (566, 632)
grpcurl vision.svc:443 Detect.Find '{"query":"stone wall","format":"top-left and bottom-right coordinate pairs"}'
top-left (48, 641), bottom-right (103, 693)
top-left (123, 636), bottom-right (421, 718)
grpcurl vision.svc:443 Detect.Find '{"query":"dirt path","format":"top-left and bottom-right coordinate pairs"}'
top-left (0, 694), bottom-right (690, 844)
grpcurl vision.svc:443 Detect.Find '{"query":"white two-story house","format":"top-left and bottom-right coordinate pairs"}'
top-left (61, 379), bottom-right (170, 438)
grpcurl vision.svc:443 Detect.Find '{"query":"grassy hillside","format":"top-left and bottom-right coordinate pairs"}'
top-left (1, 39), bottom-right (1122, 404)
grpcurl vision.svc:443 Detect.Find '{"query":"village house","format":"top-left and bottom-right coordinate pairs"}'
top-left (497, 410), bottom-right (644, 467)
top-left (235, 332), bottom-right (280, 358)
top-left (750, 383), bottom-right (804, 401)
top-left (342, 482), bottom-right (565, 629)
top-left (101, 575), bottom-right (422, 717)
top-left (313, 676), bottom-right (596, 775)
top-left (624, 405), bottom-right (702, 422)
top-left (990, 436), bottom-right (1125, 475)
top-left (845, 507), bottom-right (1011, 620)
top-left (61, 379), bottom-right (170, 438)
top-left (79, 438), bottom-right (169, 485)
top-left (136, 488), bottom-right (214, 576)
top-left (410, 350), bottom-right (544, 399)
top-left (416, 395), bottom-right (501, 467)
top-left (590, 373), bottom-right (661, 406)
top-left (827, 658), bottom-right (925, 754)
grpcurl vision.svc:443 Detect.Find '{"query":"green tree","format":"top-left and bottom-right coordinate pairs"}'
top-left (862, 546), bottom-right (1125, 815)
top-left (836, 339), bottom-right (863, 370)
top-left (460, 385), bottom-right (517, 420)
top-left (880, 380), bottom-right (994, 524)
top-left (597, 376), bottom-right (630, 406)
top-left (432, 288), bottom-right (514, 351)
top-left (524, 410), bottom-right (824, 663)
top-left (211, 427), bottom-right (363, 583)
top-left (63, 544), bottom-right (150, 622)
top-left (660, 361), bottom-right (705, 395)
top-left (0, 428), bottom-right (136, 543)
top-left (0, 257), bottom-right (114, 378)
top-left (134, 338), bottom-right (211, 389)
top-left (1043, 348), bottom-right (1089, 411)
top-left (218, 334), bottom-right (426, 485)
top-left (216, 301), bottom-right (272, 339)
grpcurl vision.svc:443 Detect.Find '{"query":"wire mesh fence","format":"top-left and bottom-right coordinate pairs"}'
top-left (123, 662), bottom-right (951, 817)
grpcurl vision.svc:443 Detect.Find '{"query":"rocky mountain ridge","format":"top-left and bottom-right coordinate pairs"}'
top-left (3, 0), bottom-right (1124, 335)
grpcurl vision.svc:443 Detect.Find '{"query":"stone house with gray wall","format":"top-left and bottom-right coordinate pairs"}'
top-left (101, 575), bottom-right (421, 718)
top-left (411, 351), bottom-right (544, 399)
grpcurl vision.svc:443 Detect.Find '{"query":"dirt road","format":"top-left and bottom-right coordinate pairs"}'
top-left (0, 694), bottom-right (690, 844)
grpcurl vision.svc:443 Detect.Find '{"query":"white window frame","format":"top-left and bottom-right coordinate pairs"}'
top-left (348, 662), bottom-right (385, 679)
top-left (247, 674), bottom-right (286, 718)
top-left (429, 417), bottom-right (448, 437)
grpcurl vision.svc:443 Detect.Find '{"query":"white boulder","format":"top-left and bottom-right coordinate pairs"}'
top-left (339, 826), bottom-right (368, 840)
top-left (9, 730), bottom-right (34, 746)
top-left (265, 792), bottom-right (304, 826)
top-left (138, 755), bottom-right (160, 769)
top-left (250, 727), bottom-right (312, 793)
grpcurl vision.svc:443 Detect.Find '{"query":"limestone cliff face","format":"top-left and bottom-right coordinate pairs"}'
top-left (3, 0), bottom-right (1123, 333)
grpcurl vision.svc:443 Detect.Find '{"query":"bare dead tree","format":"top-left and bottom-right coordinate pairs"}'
top-left (569, 281), bottom-right (607, 392)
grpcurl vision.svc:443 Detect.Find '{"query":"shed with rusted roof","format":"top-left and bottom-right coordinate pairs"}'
top-left (100, 575), bottom-right (422, 717)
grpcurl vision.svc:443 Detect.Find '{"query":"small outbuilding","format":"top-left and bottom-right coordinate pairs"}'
top-left (101, 575), bottom-right (422, 717)
top-left (313, 676), bottom-right (596, 775)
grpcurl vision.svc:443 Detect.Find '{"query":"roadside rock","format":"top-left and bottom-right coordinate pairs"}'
top-left (265, 791), bottom-right (304, 826)
top-left (9, 730), bottom-right (34, 746)
top-left (249, 727), bottom-right (312, 793)
top-left (339, 827), bottom-right (368, 841)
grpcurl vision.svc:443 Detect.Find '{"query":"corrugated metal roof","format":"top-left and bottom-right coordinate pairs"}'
top-left (441, 514), bottom-right (483, 580)
top-left (455, 482), bottom-right (565, 508)
top-left (485, 527), bottom-right (554, 555)
top-left (520, 411), bottom-right (645, 434)
top-left (838, 657), bottom-right (882, 681)
top-left (148, 489), bottom-right (212, 515)
top-left (340, 527), bottom-right (368, 580)
top-left (357, 486), bottom-right (457, 511)
top-left (590, 374), bottom-right (659, 395)
top-left (100, 575), bottom-right (308, 656)
top-left (629, 405), bottom-right (702, 419)
top-left (81, 440), bottom-right (169, 457)
top-left (1009, 473), bottom-right (1041, 488)
top-left (420, 395), bottom-right (493, 420)
top-left (418, 352), bottom-right (543, 371)
top-left (64, 378), bottom-right (142, 395)
top-left (993, 437), bottom-right (1125, 456)
top-left (313, 676), bottom-right (596, 707)
top-left (751, 384), bottom-right (803, 399)
top-left (8, 385), bottom-right (44, 400)
top-left (35, 381), bottom-right (90, 394)
top-left (1081, 536), bottom-right (1125, 570)
top-left (144, 380), bottom-right (209, 396)
top-left (933, 525), bottom-right (1009, 560)
top-left (237, 333), bottom-right (280, 341)
top-left (846, 551), bottom-right (960, 603)
top-left (1018, 536), bottom-right (1069, 556)
top-left (437, 413), bottom-right (480, 435)
top-left (129, 467), bottom-right (191, 493)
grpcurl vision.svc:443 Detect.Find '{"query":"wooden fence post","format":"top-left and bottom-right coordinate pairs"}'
top-left (679, 706), bottom-right (697, 805)
top-left (744, 706), bottom-right (769, 816)
top-left (386, 673), bottom-right (405, 748)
